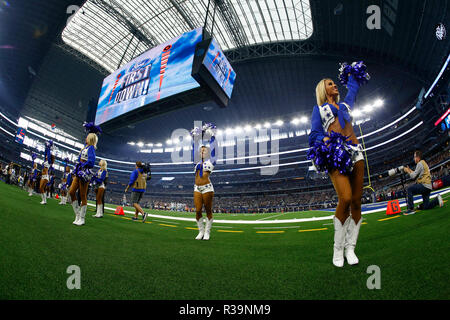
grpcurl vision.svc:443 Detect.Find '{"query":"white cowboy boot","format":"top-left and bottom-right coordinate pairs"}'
top-left (333, 216), bottom-right (351, 267)
top-left (203, 218), bottom-right (214, 241)
top-left (40, 193), bottom-right (47, 205)
top-left (72, 200), bottom-right (80, 225)
top-left (93, 205), bottom-right (103, 218)
top-left (75, 205), bottom-right (87, 226)
top-left (344, 217), bottom-right (362, 265)
top-left (195, 218), bottom-right (205, 240)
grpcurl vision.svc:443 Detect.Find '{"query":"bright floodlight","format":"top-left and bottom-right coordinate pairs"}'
top-left (363, 105), bottom-right (373, 113)
top-left (244, 125), bottom-right (252, 132)
top-left (235, 126), bottom-right (243, 133)
top-left (146, 143), bottom-right (153, 146)
top-left (127, 142), bottom-right (135, 145)
top-left (352, 109), bottom-right (362, 118)
top-left (216, 129), bottom-right (223, 136)
top-left (137, 142), bottom-right (144, 147)
top-left (300, 116), bottom-right (308, 123)
top-left (291, 118), bottom-right (300, 125)
top-left (225, 127), bottom-right (234, 134)
top-left (274, 120), bottom-right (283, 126)
top-left (264, 122), bottom-right (271, 128)
top-left (166, 139), bottom-right (173, 145)
top-left (254, 124), bottom-right (262, 129)
top-left (374, 99), bottom-right (384, 107)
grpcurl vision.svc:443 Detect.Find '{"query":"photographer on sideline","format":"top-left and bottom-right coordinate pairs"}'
top-left (124, 161), bottom-right (151, 222)
top-left (403, 150), bottom-right (444, 215)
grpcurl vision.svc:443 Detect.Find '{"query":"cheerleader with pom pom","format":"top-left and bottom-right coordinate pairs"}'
top-left (69, 122), bottom-right (100, 226)
top-left (191, 123), bottom-right (217, 240)
top-left (39, 140), bottom-right (55, 204)
top-left (59, 164), bottom-right (72, 205)
top-left (308, 62), bottom-right (369, 267)
top-left (91, 159), bottom-right (108, 218)
top-left (27, 153), bottom-right (38, 196)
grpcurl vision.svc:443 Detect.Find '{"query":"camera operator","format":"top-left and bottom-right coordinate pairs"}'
top-left (403, 150), bottom-right (444, 215)
top-left (124, 161), bottom-right (151, 222)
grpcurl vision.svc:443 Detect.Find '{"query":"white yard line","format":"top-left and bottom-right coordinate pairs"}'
top-left (90, 189), bottom-right (450, 225)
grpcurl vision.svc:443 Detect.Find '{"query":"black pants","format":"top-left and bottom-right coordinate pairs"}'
top-left (407, 184), bottom-right (439, 210)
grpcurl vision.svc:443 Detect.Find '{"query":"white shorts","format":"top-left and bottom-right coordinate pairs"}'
top-left (41, 175), bottom-right (49, 181)
top-left (97, 184), bottom-right (105, 189)
top-left (194, 183), bottom-right (214, 194)
top-left (348, 144), bottom-right (364, 164)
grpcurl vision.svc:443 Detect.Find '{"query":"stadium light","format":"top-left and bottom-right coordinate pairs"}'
top-left (156, 143), bottom-right (162, 147)
top-left (244, 125), bottom-right (252, 132)
top-left (300, 116), bottom-right (308, 123)
top-left (127, 142), bottom-right (135, 145)
top-left (254, 124), bottom-right (262, 129)
top-left (291, 118), bottom-right (300, 125)
top-left (263, 122), bottom-right (271, 128)
top-left (225, 127), bottom-right (234, 134)
top-left (352, 109), bottom-right (363, 118)
top-left (146, 143), bottom-right (153, 147)
top-left (137, 142), bottom-right (144, 147)
top-left (274, 120), bottom-right (283, 126)
top-left (374, 99), bottom-right (384, 108)
top-left (363, 105), bottom-right (373, 113)
top-left (216, 129), bottom-right (223, 136)
top-left (166, 139), bottom-right (172, 145)
top-left (234, 126), bottom-right (243, 133)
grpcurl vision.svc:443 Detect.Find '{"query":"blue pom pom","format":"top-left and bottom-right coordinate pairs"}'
top-left (308, 131), bottom-right (356, 174)
top-left (338, 61), bottom-right (370, 87)
top-left (83, 122), bottom-right (102, 135)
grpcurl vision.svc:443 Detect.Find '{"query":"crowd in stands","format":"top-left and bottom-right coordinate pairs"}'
top-left (2, 142), bottom-right (449, 214)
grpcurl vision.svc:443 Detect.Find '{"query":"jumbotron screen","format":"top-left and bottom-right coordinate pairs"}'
top-left (94, 28), bottom-right (203, 126)
top-left (202, 38), bottom-right (236, 99)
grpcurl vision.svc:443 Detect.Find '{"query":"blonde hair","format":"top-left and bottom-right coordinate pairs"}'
top-left (315, 78), bottom-right (340, 107)
top-left (99, 159), bottom-right (107, 170)
top-left (85, 133), bottom-right (98, 149)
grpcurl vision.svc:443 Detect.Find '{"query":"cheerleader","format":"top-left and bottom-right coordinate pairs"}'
top-left (39, 140), bottom-right (54, 204)
top-left (59, 166), bottom-right (72, 205)
top-left (69, 123), bottom-right (100, 226)
top-left (92, 159), bottom-right (108, 218)
top-left (192, 123), bottom-right (217, 241)
top-left (45, 169), bottom-right (55, 199)
top-left (28, 163), bottom-right (38, 196)
top-left (309, 63), bottom-right (369, 267)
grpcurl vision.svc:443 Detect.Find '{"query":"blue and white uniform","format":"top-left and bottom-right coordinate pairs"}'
top-left (93, 169), bottom-right (108, 189)
top-left (194, 160), bottom-right (214, 194)
top-left (309, 75), bottom-right (364, 166)
top-left (74, 144), bottom-right (96, 182)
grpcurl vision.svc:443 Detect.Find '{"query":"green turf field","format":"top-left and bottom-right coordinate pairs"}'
top-left (0, 181), bottom-right (449, 300)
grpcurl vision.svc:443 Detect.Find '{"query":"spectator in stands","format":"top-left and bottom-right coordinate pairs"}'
top-left (403, 150), bottom-right (444, 214)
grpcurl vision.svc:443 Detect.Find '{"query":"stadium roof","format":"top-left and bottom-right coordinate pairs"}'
top-left (61, 0), bottom-right (314, 73)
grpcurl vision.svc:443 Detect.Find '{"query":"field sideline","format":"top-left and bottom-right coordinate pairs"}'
top-left (0, 182), bottom-right (449, 300)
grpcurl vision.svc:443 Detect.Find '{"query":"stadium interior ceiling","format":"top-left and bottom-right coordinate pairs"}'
top-left (0, 0), bottom-right (449, 151)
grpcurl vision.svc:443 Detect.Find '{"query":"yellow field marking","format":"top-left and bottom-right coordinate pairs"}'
top-left (217, 230), bottom-right (244, 233)
top-left (185, 227), bottom-right (198, 230)
top-left (158, 223), bottom-right (177, 228)
top-left (378, 215), bottom-right (401, 221)
top-left (256, 231), bottom-right (285, 234)
top-left (298, 228), bottom-right (328, 233)
top-left (144, 221), bottom-right (152, 224)
top-left (362, 222), bottom-right (368, 225)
